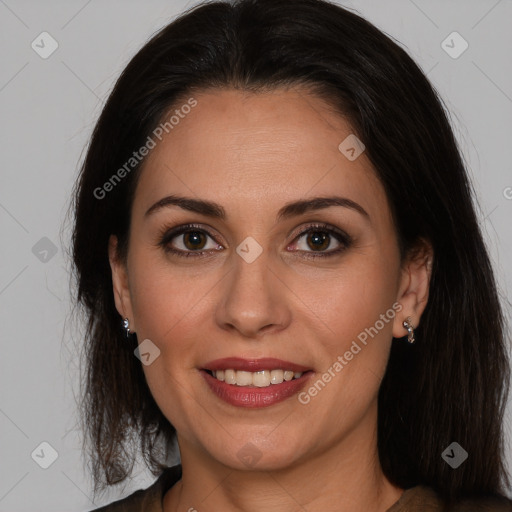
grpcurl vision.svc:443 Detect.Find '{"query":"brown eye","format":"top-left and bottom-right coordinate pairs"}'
top-left (289, 223), bottom-right (352, 259)
top-left (158, 224), bottom-right (223, 258)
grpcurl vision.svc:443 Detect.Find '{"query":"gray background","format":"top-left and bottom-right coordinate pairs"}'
top-left (1, 0), bottom-right (511, 509)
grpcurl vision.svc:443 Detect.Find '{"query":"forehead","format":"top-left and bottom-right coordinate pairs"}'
top-left (132, 88), bottom-right (388, 223)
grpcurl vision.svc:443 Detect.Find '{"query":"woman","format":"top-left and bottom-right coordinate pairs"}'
top-left (71, 0), bottom-right (512, 510)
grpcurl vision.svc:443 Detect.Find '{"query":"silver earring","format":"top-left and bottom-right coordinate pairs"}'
top-left (122, 318), bottom-right (131, 338)
top-left (402, 316), bottom-right (415, 344)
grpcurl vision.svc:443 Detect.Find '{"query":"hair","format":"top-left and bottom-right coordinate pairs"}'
top-left (70, 0), bottom-right (511, 503)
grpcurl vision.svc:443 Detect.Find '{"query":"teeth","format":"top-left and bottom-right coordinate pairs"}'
top-left (270, 369), bottom-right (284, 384)
top-left (211, 369), bottom-right (304, 387)
top-left (236, 371), bottom-right (254, 386)
top-left (224, 369), bottom-right (236, 385)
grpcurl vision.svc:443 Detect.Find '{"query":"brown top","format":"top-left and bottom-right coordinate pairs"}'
top-left (91, 465), bottom-right (512, 511)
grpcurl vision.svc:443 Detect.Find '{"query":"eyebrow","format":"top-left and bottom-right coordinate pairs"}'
top-left (144, 194), bottom-right (370, 222)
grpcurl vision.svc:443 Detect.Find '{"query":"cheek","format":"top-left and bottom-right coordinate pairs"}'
top-left (127, 247), bottom-right (211, 342)
top-left (302, 253), bottom-right (400, 394)
top-left (127, 257), bottom-right (209, 425)
top-left (309, 254), bottom-right (398, 338)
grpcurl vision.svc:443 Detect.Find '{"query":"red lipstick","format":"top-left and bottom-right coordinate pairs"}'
top-left (200, 357), bottom-right (313, 408)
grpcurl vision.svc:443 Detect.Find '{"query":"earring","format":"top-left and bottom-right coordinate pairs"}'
top-left (402, 316), bottom-right (415, 344)
top-left (122, 318), bottom-right (131, 338)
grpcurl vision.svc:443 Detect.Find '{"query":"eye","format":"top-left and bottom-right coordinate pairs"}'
top-left (157, 222), bottom-right (352, 259)
top-left (288, 223), bottom-right (352, 259)
top-left (158, 223), bottom-right (222, 258)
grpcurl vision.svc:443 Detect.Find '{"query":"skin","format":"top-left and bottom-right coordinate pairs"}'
top-left (109, 87), bottom-right (433, 512)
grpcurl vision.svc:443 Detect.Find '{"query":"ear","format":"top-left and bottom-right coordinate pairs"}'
top-left (108, 234), bottom-right (136, 332)
top-left (392, 239), bottom-right (433, 339)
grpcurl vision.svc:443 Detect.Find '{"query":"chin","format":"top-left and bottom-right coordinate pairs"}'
top-left (203, 435), bottom-right (307, 472)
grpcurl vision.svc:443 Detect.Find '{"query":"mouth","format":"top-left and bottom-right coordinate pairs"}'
top-left (200, 357), bottom-right (314, 408)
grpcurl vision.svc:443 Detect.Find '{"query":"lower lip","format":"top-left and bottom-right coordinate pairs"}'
top-left (201, 370), bottom-right (313, 408)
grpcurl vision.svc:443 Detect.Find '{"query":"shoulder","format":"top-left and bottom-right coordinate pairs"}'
top-left (450, 493), bottom-right (512, 511)
top-left (389, 485), bottom-right (512, 511)
top-left (88, 465), bottom-right (182, 512)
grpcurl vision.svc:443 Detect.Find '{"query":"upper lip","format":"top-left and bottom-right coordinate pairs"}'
top-left (202, 357), bottom-right (312, 373)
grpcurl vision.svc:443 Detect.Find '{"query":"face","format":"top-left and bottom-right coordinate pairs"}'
top-left (110, 87), bottom-right (430, 472)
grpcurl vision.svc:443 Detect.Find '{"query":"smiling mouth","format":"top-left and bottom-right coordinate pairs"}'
top-left (203, 369), bottom-right (310, 387)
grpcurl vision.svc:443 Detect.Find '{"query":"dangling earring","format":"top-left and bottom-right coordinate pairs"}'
top-left (122, 318), bottom-right (131, 338)
top-left (402, 316), bottom-right (415, 344)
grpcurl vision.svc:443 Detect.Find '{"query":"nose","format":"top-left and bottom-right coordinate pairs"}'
top-left (214, 246), bottom-right (292, 339)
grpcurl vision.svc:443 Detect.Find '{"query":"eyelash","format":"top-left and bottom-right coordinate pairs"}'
top-left (157, 222), bottom-right (352, 260)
